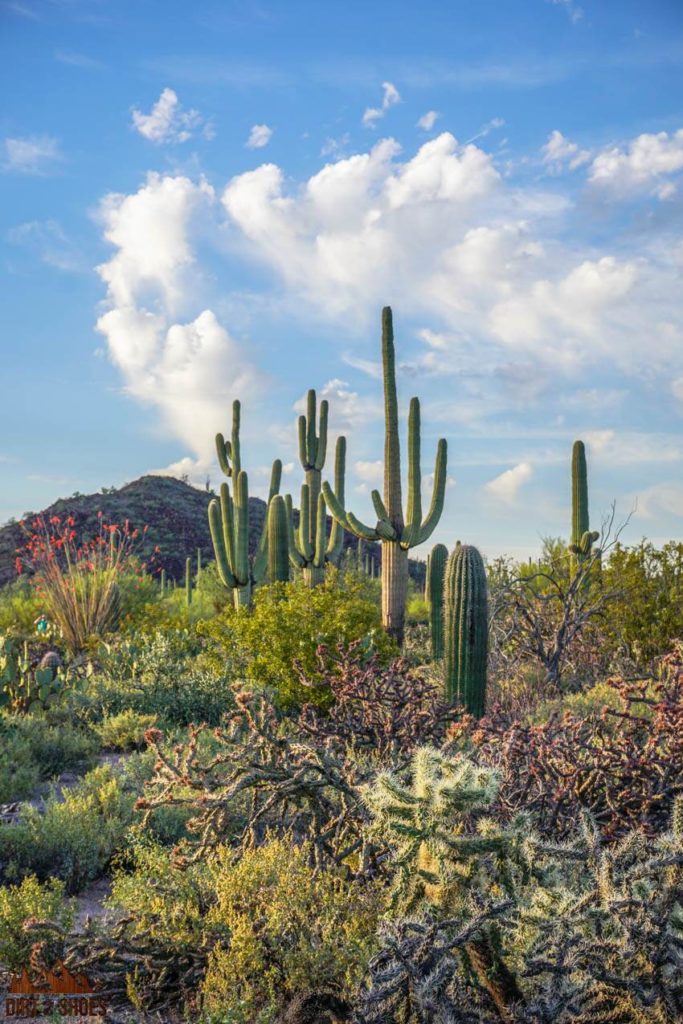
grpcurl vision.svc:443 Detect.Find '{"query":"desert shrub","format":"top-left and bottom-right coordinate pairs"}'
top-left (452, 645), bottom-right (683, 841)
top-left (0, 764), bottom-right (134, 893)
top-left (405, 594), bottom-right (429, 625)
top-left (0, 875), bottom-right (74, 972)
top-left (0, 577), bottom-right (43, 636)
top-left (0, 716), bottom-right (97, 803)
top-left (0, 726), bottom-right (40, 804)
top-left (84, 629), bottom-right (233, 727)
top-left (297, 643), bottom-right (458, 765)
top-left (200, 838), bottom-right (380, 1023)
top-left (95, 709), bottom-right (158, 750)
top-left (198, 573), bottom-right (397, 710)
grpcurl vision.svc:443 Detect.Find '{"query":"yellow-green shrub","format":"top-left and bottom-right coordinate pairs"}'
top-left (200, 838), bottom-right (380, 1022)
top-left (0, 875), bottom-right (74, 971)
top-left (198, 572), bottom-right (397, 709)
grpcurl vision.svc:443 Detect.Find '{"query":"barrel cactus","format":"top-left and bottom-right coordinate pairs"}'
top-left (444, 543), bottom-right (488, 717)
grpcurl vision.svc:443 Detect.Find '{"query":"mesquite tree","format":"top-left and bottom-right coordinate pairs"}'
top-left (323, 307), bottom-right (447, 645)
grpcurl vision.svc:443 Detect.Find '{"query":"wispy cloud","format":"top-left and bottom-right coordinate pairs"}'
top-left (131, 88), bottom-right (214, 144)
top-left (2, 135), bottom-right (63, 175)
top-left (246, 124), bottom-right (273, 149)
top-left (546, 0), bottom-right (583, 24)
top-left (362, 81), bottom-right (401, 128)
top-left (484, 462), bottom-right (533, 504)
top-left (466, 116), bottom-right (506, 144)
top-left (6, 219), bottom-right (85, 272)
top-left (54, 50), bottom-right (105, 70)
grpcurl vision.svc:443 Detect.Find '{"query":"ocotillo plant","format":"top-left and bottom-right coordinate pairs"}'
top-left (286, 436), bottom-right (346, 586)
top-left (426, 542), bottom-right (448, 660)
top-left (208, 399), bottom-right (282, 608)
top-left (570, 439), bottom-right (600, 575)
top-left (185, 557), bottom-right (192, 607)
top-left (323, 307), bottom-right (447, 645)
top-left (444, 543), bottom-right (488, 717)
top-left (267, 495), bottom-right (289, 583)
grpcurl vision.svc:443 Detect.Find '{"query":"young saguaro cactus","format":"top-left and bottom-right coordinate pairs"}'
top-left (444, 543), bottom-right (488, 717)
top-left (267, 495), bottom-right (290, 583)
top-left (208, 399), bottom-right (282, 608)
top-left (286, 436), bottom-right (346, 586)
top-left (426, 542), bottom-right (448, 660)
top-left (185, 557), bottom-right (192, 607)
top-left (570, 439), bottom-right (600, 575)
top-left (322, 307), bottom-right (447, 645)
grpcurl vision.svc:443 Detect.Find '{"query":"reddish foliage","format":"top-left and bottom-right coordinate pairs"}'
top-left (452, 645), bottom-right (683, 840)
top-left (297, 642), bottom-right (460, 763)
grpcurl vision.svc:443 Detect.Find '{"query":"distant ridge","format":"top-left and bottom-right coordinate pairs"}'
top-left (0, 475), bottom-right (424, 589)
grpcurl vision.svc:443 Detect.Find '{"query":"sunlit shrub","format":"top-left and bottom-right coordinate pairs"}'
top-left (0, 875), bottom-right (74, 972)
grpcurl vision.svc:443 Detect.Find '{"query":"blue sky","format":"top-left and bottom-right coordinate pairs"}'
top-left (2, 0), bottom-right (683, 559)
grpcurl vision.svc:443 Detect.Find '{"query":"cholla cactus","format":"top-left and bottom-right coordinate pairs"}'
top-left (323, 307), bottom-right (447, 645)
top-left (208, 400), bottom-right (282, 607)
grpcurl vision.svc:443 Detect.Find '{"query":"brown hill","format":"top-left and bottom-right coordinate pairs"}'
top-left (0, 475), bottom-right (424, 589)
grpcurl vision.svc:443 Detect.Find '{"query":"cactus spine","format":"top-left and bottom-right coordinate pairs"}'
top-left (287, 436), bottom-right (346, 586)
top-left (323, 307), bottom-right (447, 645)
top-left (426, 542), bottom-right (448, 660)
top-left (570, 440), bottom-right (600, 576)
top-left (444, 543), bottom-right (488, 717)
top-left (267, 495), bottom-right (289, 583)
top-left (208, 400), bottom-right (282, 608)
top-left (185, 557), bottom-right (192, 606)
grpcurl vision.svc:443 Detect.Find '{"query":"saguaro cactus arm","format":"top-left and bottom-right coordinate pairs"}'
top-left (417, 438), bottom-right (448, 545)
top-left (325, 436), bottom-right (346, 563)
top-left (215, 399), bottom-right (241, 478)
top-left (253, 459), bottom-right (283, 582)
top-left (208, 489), bottom-right (239, 589)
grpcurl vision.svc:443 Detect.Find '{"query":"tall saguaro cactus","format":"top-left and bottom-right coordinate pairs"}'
top-left (323, 307), bottom-right (447, 645)
top-left (286, 436), bottom-right (346, 586)
top-left (208, 399), bottom-right (282, 608)
top-left (444, 543), bottom-right (488, 717)
top-left (426, 542), bottom-right (448, 659)
top-left (570, 440), bottom-right (599, 575)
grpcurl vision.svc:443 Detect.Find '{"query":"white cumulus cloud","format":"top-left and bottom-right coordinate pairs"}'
top-left (588, 128), bottom-right (683, 198)
top-left (541, 129), bottom-right (590, 173)
top-left (131, 88), bottom-right (212, 144)
top-left (246, 124), bottom-right (273, 149)
top-left (484, 462), bottom-right (533, 504)
top-left (95, 172), bottom-right (264, 473)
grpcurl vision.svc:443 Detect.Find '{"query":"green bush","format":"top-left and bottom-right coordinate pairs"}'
top-left (0, 764), bottom-right (134, 893)
top-left (95, 709), bottom-right (158, 750)
top-left (0, 715), bottom-right (98, 803)
top-left (198, 572), bottom-right (397, 709)
top-left (0, 577), bottom-right (43, 637)
top-left (0, 875), bottom-right (74, 972)
top-left (200, 838), bottom-right (380, 1022)
top-left (83, 629), bottom-right (233, 727)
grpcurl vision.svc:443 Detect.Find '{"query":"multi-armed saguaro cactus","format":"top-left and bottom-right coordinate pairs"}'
top-left (570, 440), bottom-right (600, 576)
top-left (426, 543), bottom-right (448, 660)
top-left (208, 400), bottom-right (282, 608)
top-left (323, 307), bottom-right (447, 645)
top-left (267, 495), bottom-right (289, 583)
top-left (286, 436), bottom-right (346, 586)
top-left (444, 543), bottom-right (488, 717)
